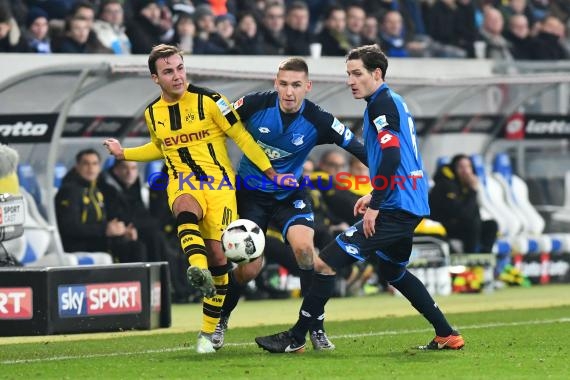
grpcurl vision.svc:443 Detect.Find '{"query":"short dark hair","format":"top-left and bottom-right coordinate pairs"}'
top-left (148, 44), bottom-right (184, 75)
top-left (346, 44), bottom-right (388, 79)
top-left (450, 154), bottom-right (471, 173)
top-left (75, 148), bottom-right (100, 164)
top-left (278, 57), bottom-right (309, 75)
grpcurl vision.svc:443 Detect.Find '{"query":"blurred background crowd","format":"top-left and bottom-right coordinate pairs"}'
top-left (0, 0), bottom-right (568, 60)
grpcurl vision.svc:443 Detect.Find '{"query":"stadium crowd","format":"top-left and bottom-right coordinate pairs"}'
top-left (0, 0), bottom-right (568, 60)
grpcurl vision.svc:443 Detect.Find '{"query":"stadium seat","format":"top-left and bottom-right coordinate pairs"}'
top-left (103, 156), bottom-right (116, 171)
top-left (17, 187), bottom-right (113, 267)
top-left (492, 153), bottom-right (569, 254)
top-left (53, 162), bottom-right (67, 189)
top-left (141, 160), bottom-right (164, 208)
top-left (552, 171), bottom-right (570, 224)
top-left (436, 156), bottom-right (450, 169)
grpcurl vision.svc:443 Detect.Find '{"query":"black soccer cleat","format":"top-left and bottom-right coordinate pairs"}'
top-left (255, 330), bottom-right (306, 353)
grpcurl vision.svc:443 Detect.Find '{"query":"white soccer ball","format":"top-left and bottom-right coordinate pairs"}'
top-left (222, 219), bottom-right (265, 264)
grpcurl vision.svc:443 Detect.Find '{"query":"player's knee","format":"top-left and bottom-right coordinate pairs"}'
top-left (292, 242), bottom-right (315, 270)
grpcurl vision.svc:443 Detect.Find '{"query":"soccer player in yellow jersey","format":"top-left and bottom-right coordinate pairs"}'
top-left (104, 44), bottom-right (296, 354)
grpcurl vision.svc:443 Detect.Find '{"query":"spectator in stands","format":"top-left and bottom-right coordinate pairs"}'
top-left (25, 6), bottom-right (51, 53)
top-left (193, 4), bottom-right (227, 54)
top-left (361, 14), bottom-right (381, 46)
top-left (65, 1), bottom-right (114, 54)
top-left (427, 0), bottom-right (477, 57)
top-left (55, 149), bottom-right (147, 262)
top-left (170, 4), bottom-right (196, 53)
top-left (317, 5), bottom-right (351, 56)
top-left (500, 0), bottom-right (537, 30)
top-left (531, 15), bottom-right (569, 59)
top-left (52, 16), bottom-right (93, 53)
top-left (379, 10), bottom-right (427, 57)
top-left (0, 1), bottom-right (29, 52)
top-left (99, 160), bottom-right (166, 263)
top-left (345, 3), bottom-right (366, 48)
top-left (208, 13), bottom-right (236, 53)
top-left (233, 11), bottom-right (264, 54)
top-left (26, 0), bottom-right (74, 21)
top-left (479, 6), bottom-right (514, 60)
top-left (284, 1), bottom-right (312, 56)
top-left (127, 0), bottom-right (167, 54)
top-left (364, 0), bottom-right (420, 36)
top-left (259, 1), bottom-right (287, 55)
top-left (429, 154), bottom-right (498, 253)
top-left (93, 0), bottom-right (132, 54)
top-left (505, 14), bottom-right (534, 59)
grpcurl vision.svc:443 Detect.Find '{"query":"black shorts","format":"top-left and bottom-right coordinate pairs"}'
top-left (236, 188), bottom-right (314, 241)
top-left (321, 210), bottom-right (422, 271)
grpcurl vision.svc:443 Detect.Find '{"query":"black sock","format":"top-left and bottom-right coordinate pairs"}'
top-left (291, 273), bottom-right (335, 342)
top-left (220, 270), bottom-right (246, 319)
top-left (299, 268), bottom-right (314, 297)
top-left (300, 267), bottom-right (326, 332)
top-left (391, 270), bottom-right (453, 337)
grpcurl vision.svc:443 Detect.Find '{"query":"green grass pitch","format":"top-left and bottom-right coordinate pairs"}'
top-left (1, 285), bottom-right (569, 379)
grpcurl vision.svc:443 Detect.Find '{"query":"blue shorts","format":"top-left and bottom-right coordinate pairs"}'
top-left (321, 210), bottom-right (422, 271)
top-left (236, 188), bottom-right (314, 241)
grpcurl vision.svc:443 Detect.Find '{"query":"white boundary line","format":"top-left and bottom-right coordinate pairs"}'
top-left (2, 317), bottom-right (569, 365)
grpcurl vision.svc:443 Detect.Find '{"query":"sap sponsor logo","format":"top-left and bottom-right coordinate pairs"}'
top-left (58, 282), bottom-right (142, 318)
top-left (151, 282), bottom-right (161, 312)
top-left (216, 98), bottom-right (232, 116)
top-left (0, 122), bottom-right (48, 137)
top-left (526, 119), bottom-right (570, 135)
top-left (258, 141), bottom-right (291, 159)
top-left (0, 287), bottom-right (33, 320)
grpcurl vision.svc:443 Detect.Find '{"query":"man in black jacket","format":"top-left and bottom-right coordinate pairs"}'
top-left (99, 160), bottom-right (166, 263)
top-left (429, 154), bottom-right (498, 253)
top-left (55, 149), bottom-right (147, 262)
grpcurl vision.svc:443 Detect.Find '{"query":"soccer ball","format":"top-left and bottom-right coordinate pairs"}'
top-left (221, 219), bottom-right (265, 264)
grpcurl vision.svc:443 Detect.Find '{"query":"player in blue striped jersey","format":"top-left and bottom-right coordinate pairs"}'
top-left (212, 57), bottom-right (367, 351)
top-left (255, 45), bottom-right (465, 353)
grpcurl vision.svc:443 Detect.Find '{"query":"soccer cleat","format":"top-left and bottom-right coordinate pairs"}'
top-left (310, 330), bottom-right (336, 350)
top-left (211, 315), bottom-right (229, 350)
top-left (418, 330), bottom-right (465, 350)
top-left (255, 330), bottom-right (306, 354)
top-left (196, 332), bottom-right (216, 354)
top-left (187, 266), bottom-right (216, 298)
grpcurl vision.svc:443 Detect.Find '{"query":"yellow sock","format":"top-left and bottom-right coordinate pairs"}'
top-left (201, 267), bottom-right (228, 334)
top-left (178, 222), bottom-right (207, 269)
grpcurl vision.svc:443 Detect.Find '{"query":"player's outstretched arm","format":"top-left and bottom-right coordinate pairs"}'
top-left (103, 138), bottom-right (163, 162)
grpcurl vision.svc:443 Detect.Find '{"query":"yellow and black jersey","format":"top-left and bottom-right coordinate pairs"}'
top-left (124, 84), bottom-right (272, 183)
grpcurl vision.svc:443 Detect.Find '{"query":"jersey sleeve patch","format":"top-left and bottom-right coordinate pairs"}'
top-left (331, 117), bottom-right (345, 135)
top-left (373, 115), bottom-right (389, 132)
top-left (377, 130), bottom-right (400, 149)
top-left (216, 98), bottom-right (232, 116)
top-left (233, 96), bottom-right (244, 110)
